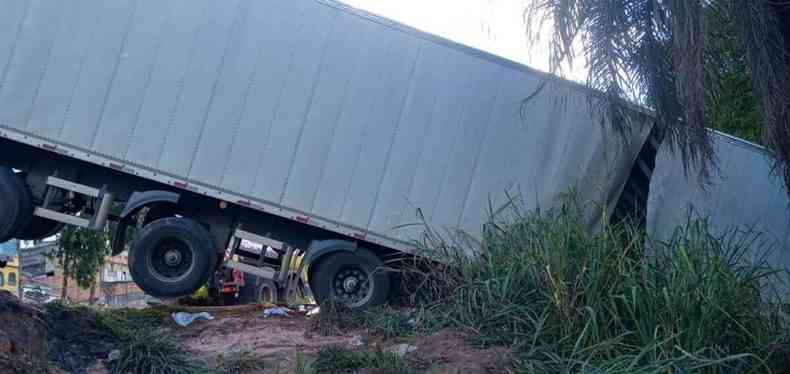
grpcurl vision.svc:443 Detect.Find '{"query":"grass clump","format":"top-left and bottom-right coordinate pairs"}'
top-left (214, 350), bottom-right (269, 374)
top-left (97, 307), bottom-right (170, 333)
top-left (312, 345), bottom-right (417, 374)
top-left (111, 328), bottom-right (207, 374)
top-left (312, 301), bottom-right (439, 339)
top-left (96, 308), bottom-right (208, 374)
top-left (311, 301), bottom-right (367, 336)
top-left (399, 197), bottom-right (790, 373)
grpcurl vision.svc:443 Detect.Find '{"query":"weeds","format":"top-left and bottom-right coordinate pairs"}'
top-left (214, 350), bottom-right (269, 374)
top-left (97, 306), bottom-right (170, 334)
top-left (312, 301), bottom-right (439, 339)
top-left (395, 197), bottom-right (790, 373)
top-left (313, 345), bottom-right (417, 374)
top-left (111, 328), bottom-right (208, 374)
top-left (96, 307), bottom-right (208, 374)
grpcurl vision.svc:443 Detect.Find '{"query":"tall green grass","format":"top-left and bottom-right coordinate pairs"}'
top-left (398, 198), bottom-right (790, 373)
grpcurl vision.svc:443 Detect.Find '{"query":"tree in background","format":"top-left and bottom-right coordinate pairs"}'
top-left (524, 0), bottom-right (789, 184)
top-left (705, 4), bottom-right (762, 144)
top-left (49, 226), bottom-right (109, 302)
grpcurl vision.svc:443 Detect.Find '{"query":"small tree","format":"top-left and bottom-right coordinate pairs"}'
top-left (49, 226), bottom-right (109, 302)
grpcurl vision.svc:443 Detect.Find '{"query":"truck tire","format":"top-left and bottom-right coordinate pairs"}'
top-left (238, 274), bottom-right (280, 305)
top-left (128, 217), bottom-right (217, 298)
top-left (309, 248), bottom-right (391, 309)
top-left (0, 168), bottom-right (32, 242)
top-left (16, 217), bottom-right (65, 241)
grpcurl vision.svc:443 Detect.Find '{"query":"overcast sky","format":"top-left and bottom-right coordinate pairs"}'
top-left (339, 0), bottom-right (586, 81)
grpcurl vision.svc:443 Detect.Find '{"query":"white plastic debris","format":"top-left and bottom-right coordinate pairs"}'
top-left (171, 312), bottom-right (214, 327)
top-left (350, 335), bottom-right (365, 347)
top-left (307, 306), bottom-right (320, 316)
top-left (263, 307), bottom-right (290, 317)
top-left (386, 344), bottom-right (418, 357)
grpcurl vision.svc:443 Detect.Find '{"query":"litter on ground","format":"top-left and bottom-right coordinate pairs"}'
top-left (172, 312), bottom-right (214, 327)
top-left (263, 307), bottom-right (290, 317)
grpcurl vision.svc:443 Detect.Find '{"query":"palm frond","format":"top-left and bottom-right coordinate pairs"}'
top-left (732, 0), bottom-right (790, 187)
top-left (522, 0), bottom-right (790, 189)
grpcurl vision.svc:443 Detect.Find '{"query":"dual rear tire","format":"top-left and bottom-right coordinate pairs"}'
top-left (0, 168), bottom-right (65, 242)
top-left (128, 217), bottom-right (217, 298)
top-left (0, 168), bottom-right (33, 242)
top-left (309, 248), bottom-right (392, 309)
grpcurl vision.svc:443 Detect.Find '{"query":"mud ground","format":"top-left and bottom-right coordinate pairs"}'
top-left (171, 307), bottom-right (509, 373)
top-left (0, 291), bottom-right (509, 373)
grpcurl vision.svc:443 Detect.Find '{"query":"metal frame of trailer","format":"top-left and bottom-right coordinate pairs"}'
top-left (1, 158), bottom-right (309, 304)
top-left (0, 123), bottom-right (414, 254)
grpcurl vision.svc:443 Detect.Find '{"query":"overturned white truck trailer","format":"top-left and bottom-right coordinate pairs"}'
top-left (647, 132), bottom-right (790, 300)
top-left (0, 0), bottom-right (652, 308)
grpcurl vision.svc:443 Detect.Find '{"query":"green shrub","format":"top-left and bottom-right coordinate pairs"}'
top-left (96, 308), bottom-right (208, 374)
top-left (399, 197), bottom-right (789, 373)
top-left (110, 327), bottom-right (208, 374)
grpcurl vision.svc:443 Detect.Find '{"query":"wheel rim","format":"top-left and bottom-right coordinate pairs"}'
top-left (332, 265), bottom-right (374, 308)
top-left (147, 238), bottom-right (196, 283)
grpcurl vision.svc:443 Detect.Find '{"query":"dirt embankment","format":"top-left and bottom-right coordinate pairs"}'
top-left (1, 292), bottom-right (510, 373)
top-left (0, 291), bottom-right (119, 374)
top-left (172, 306), bottom-right (510, 373)
top-left (0, 290), bottom-right (51, 372)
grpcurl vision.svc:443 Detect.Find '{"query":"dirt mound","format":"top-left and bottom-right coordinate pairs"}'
top-left (41, 304), bottom-right (119, 374)
top-left (172, 306), bottom-right (510, 373)
top-left (174, 310), bottom-right (357, 370)
top-left (408, 330), bottom-right (511, 373)
top-left (0, 292), bottom-right (118, 374)
top-left (0, 290), bottom-right (48, 358)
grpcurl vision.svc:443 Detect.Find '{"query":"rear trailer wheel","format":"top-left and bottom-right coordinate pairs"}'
top-left (255, 279), bottom-right (279, 304)
top-left (129, 217), bottom-right (217, 298)
top-left (238, 274), bottom-right (280, 305)
top-left (310, 248), bottom-right (391, 309)
top-left (0, 168), bottom-right (32, 242)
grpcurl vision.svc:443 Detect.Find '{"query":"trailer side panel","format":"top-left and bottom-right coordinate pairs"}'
top-left (0, 0), bottom-right (651, 252)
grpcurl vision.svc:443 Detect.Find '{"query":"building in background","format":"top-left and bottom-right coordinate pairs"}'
top-left (18, 241), bottom-right (57, 278)
top-left (16, 241), bottom-right (152, 307)
top-left (99, 253), bottom-right (151, 307)
top-left (19, 241), bottom-right (58, 303)
top-left (0, 240), bottom-right (20, 296)
top-left (0, 258), bottom-right (20, 296)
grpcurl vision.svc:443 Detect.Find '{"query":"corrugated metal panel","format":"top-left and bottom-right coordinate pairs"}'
top-left (125, 0), bottom-right (208, 169)
top-left (60, 0), bottom-right (136, 149)
top-left (92, 0), bottom-right (179, 158)
top-left (0, 0), bottom-right (63, 127)
top-left (0, 0), bottom-right (652, 251)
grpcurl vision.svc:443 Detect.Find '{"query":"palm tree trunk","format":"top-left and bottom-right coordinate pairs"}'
top-left (89, 281), bottom-right (96, 305)
top-left (60, 270), bottom-right (68, 301)
top-left (60, 253), bottom-right (69, 301)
